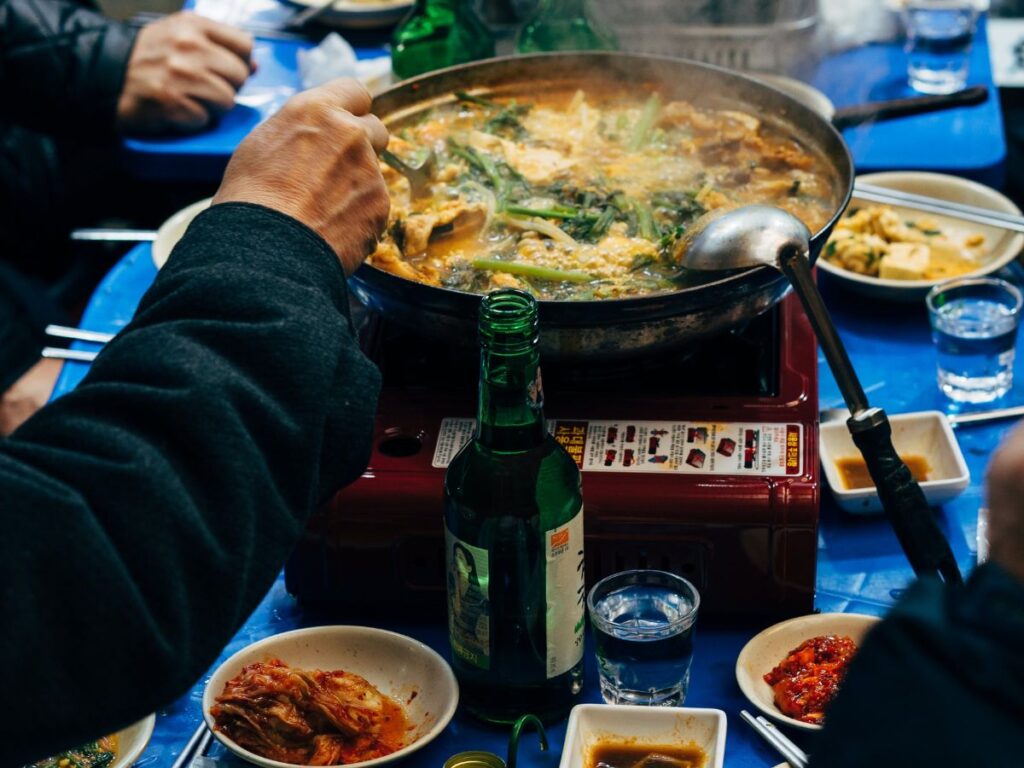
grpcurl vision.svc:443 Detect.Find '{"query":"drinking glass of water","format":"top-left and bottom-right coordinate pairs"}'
top-left (901, 0), bottom-right (978, 95)
top-left (587, 569), bottom-right (700, 706)
top-left (927, 277), bottom-right (1023, 403)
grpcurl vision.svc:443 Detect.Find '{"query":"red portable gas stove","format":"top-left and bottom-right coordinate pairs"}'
top-left (286, 293), bottom-right (820, 621)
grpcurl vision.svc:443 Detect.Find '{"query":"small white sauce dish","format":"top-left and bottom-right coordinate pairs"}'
top-left (559, 704), bottom-right (727, 768)
top-left (820, 410), bottom-right (970, 515)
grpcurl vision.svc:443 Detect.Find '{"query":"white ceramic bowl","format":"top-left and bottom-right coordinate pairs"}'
top-left (820, 410), bottom-right (970, 515)
top-left (817, 171), bottom-right (1024, 301)
top-left (152, 198), bottom-right (212, 269)
top-left (202, 626), bottom-right (458, 768)
top-left (113, 714), bottom-right (156, 768)
top-left (559, 704), bottom-right (727, 768)
top-left (735, 613), bottom-right (881, 732)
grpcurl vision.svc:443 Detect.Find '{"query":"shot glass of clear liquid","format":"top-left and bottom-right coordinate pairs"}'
top-left (902, 0), bottom-right (978, 94)
top-left (587, 570), bottom-right (700, 706)
top-left (927, 277), bottom-right (1023, 404)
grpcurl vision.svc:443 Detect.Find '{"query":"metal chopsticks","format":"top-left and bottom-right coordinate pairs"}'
top-left (740, 710), bottom-right (808, 768)
top-left (853, 183), bottom-right (1024, 234)
top-left (45, 325), bottom-right (115, 345)
top-left (41, 324), bottom-right (114, 363)
top-left (171, 722), bottom-right (215, 768)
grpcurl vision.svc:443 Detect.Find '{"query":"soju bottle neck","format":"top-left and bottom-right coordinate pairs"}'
top-left (476, 347), bottom-right (547, 451)
top-left (415, 0), bottom-right (454, 9)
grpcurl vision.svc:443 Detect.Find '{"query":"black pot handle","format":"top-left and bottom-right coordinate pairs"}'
top-left (848, 408), bottom-right (963, 586)
top-left (832, 85), bottom-right (988, 130)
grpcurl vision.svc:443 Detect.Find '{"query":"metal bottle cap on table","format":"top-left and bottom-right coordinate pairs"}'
top-left (445, 751), bottom-right (509, 768)
top-left (444, 714), bottom-right (548, 768)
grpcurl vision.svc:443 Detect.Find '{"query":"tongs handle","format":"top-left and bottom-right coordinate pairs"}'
top-left (849, 409), bottom-right (963, 586)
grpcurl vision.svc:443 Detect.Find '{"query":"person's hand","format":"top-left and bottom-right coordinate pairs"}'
top-left (985, 421), bottom-right (1024, 583)
top-left (0, 359), bottom-right (62, 436)
top-left (213, 78), bottom-right (390, 276)
top-left (116, 12), bottom-right (255, 135)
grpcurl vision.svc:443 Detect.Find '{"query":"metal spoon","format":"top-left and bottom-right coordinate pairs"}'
top-left (381, 149), bottom-right (436, 197)
top-left (683, 205), bottom-right (962, 586)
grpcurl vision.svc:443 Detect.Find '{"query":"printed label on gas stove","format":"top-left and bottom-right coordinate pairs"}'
top-left (431, 418), bottom-right (803, 476)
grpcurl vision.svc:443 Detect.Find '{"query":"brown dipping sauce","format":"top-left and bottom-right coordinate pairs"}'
top-left (590, 742), bottom-right (707, 768)
top-left (836, 454), bottom-right (931, 490)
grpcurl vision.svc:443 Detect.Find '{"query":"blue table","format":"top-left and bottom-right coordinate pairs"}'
top-left (51, 244), bottom-right (1022, 768)
top-left (120, 8), bottom-right (1007, 185)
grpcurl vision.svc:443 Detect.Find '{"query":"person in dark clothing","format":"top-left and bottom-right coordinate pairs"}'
top-left (812, 425), bottom-right (1024, 767)
top-left (0, 3), bottom-right (256, 431)
top-left (0, 77), bottom-right (389, 766)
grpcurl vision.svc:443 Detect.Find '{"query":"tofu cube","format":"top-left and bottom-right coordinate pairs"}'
top-left (879, 243), bottom-right (930, 280)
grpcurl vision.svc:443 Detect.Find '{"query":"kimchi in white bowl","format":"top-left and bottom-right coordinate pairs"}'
top-left (202, 626), bottom-right (458, 768)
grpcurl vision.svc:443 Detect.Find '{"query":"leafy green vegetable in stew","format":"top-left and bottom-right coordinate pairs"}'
top-left (369, 85), bottom-right (837, 300)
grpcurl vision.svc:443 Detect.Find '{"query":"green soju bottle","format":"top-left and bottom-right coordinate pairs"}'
top-left (448, 0), bottom-right (496, 66)
top-left (444, 289), bottom-right (585, 724)
top-left (514, 0), bottom-right (618, 53)
top-left (391, 0), bottom-right (456, 81)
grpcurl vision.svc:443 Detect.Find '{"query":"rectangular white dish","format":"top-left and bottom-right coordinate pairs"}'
top-left (559, 704), bottom-right (727, 768)
top-left (820, 410), bottom-right (970, 515)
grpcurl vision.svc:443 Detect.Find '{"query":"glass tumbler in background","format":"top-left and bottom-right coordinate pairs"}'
top-left (901, 0), bottom-right (978, 94)
top-left (587, 570), bottom-right (700, 706)
top-left (926, 277), bottom-right (1023, 404)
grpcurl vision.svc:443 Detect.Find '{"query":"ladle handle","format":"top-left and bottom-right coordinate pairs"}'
top-left (778, 251), bottom-right (869, 415)
top-left (779, 249), bottom-right (962, 586)
top-left (849, 410), bottom-right (963, 586)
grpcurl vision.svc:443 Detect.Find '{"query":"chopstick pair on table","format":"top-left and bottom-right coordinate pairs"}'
top-left (853, 183), bottom-right (1024, 235)
top-left (172, 722), bottom-right (216, 768)
top-left (41, 324), bottom-right (114, 364)
top-left (740, 710), bottom-right (809, 768)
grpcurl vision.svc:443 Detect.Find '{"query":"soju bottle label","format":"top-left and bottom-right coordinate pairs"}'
top-left (545, 507), bottom-right (585, 679)
top-left (445, 528), bottom-right (491, 670)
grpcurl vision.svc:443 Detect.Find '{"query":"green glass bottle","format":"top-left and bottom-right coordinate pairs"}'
top-left (444, 289), bottom-right (585, 724)
top-left (448, 0), bottom-right (496, 67)
top-left (391, 0), bottom-right (456, 81)
top-left (514, 0), bottom-right (617, 53)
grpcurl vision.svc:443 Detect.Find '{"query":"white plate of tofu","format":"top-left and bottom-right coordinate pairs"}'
top-left (817, 171), bottom-right (1024, 301)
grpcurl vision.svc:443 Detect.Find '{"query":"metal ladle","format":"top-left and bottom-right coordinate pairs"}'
top-left (683, 205), bottom-right (962, 586)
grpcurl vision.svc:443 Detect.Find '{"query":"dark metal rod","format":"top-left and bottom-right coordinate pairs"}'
top-left (778, 248), bottom-right (869, 415)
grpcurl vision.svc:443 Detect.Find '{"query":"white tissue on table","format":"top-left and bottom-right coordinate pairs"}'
top-left (297, 33), bottom-right (393, 93)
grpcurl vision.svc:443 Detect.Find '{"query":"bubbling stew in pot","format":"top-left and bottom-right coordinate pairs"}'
top-left (368, 85), bottom-right (839, 300)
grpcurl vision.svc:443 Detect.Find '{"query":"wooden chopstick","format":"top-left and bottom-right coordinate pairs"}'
top-left (740, 710), bottom-right (808, 768)
top-left (853, 183), bottom-right (1024, 235)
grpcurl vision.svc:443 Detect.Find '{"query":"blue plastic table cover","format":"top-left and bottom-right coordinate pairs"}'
top-left (121, 8), bottom-right (1006, 185)
top-left (49, 243), bottom-right (1023, 767)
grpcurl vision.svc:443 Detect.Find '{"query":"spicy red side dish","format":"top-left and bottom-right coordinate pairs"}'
top-left (211, 659), bottom-right (411, 765)
top-left (763, 634), bottom-right (858, 725)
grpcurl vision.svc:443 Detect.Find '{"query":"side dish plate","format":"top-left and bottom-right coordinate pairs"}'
top-left (113, 714), bottom-right (157, 768)
top-left (202, 626), bottom-right (458, 768)
top-left (735, 613), bottom-right (881, 732)
top-left (817, 171), bottom-right (1024, 301)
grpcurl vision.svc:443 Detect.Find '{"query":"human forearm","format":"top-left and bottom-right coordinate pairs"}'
top-left (0, 0), bottom-right (135, 135)
top-left (0, 203), bottom-right (380, 764)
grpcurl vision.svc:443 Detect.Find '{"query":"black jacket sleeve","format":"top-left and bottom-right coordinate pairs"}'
top-left (0, 203), bottom-right (381, 766)
top-left (810, 563), bottom-right (1024, 768)
top-left (0, 0), bottom-right (136, 136)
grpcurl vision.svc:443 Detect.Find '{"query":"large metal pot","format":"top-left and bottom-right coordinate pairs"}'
top-left (351, 52), bottom-right (854, 360)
